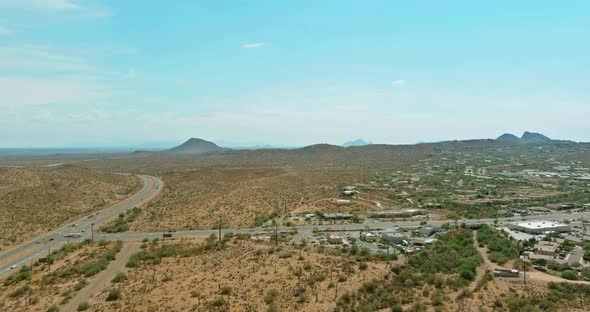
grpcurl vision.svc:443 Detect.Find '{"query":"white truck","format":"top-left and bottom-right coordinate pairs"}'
top-left (64, 233), bottom-right (82, 238)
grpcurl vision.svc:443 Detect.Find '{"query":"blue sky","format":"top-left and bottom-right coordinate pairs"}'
top-left (1, 0), bottom-right (589, 147)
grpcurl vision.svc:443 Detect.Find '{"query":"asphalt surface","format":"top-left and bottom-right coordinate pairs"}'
top-left (0, 174), bottom-right (163, 278)
top-left (102, 211), bottom-right (590, 243)
top-left (1, 171), bottom-right (589, 278)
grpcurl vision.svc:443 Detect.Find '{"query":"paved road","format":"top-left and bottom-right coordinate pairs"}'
top-left (101, 211), bottom-right (590, 243)
top-left (2, 172), bottom-right (588, 279)
top-left (0, 174), bottom-right (163, 278)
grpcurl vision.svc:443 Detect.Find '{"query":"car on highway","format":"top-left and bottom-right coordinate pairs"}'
top-left (64, 233), bottom-right (82, 238)
top-left (48, 237), bottom-right (55, 241)
top-left (10, 265), bottom-right (17, 270)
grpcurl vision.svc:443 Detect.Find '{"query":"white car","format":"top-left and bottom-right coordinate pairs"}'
top-left (10, 265), bottom-right (17, 270)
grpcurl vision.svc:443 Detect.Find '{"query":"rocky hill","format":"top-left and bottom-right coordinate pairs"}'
top-left (343, 139), bottom-right (372, 147)
top-left (164, 138), bottom-right (227, 154)
top-left (496, 131), bottom-right (554, 143)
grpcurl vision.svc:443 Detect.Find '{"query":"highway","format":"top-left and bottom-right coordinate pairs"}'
top-left (0, 174), bottom-right (163, 278)
top-left (1, 170), bottom-right (589, 279)
top-left (97, 211), bottom-right (590, 243)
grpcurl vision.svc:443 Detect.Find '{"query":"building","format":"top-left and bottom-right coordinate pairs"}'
top-left (534, 242), bottom-right (559, 256)
top-left (418, 226), bottom-right (438, 237)
top-left (369, 209), bottom-right (426, 219)
top-left (326, 234), bottom-right (343, 244)
top-left (546, 203), bottom-right (576, 210)
top-left (360, 232), bottom-right (380, 243)
top-left (508, 221), bottom-right (570, 234)
top-left (323, 213), bottom-right (354, 220)
top-left (382, 232), bottom-right (409, 244)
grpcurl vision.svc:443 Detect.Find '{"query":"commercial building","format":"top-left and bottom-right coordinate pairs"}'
top-left (508, 221), bottom-right (570, 234)
top-left (382, 232), bottom-right (409, 244)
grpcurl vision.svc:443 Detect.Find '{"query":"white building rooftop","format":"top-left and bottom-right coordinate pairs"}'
top-left (515, 221), bottom-right (567, 230)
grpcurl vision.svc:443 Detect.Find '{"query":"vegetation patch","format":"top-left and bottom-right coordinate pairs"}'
top-left (477, 224), bottom-right (519, 264)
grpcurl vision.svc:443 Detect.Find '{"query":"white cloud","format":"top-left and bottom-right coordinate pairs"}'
top-left (391, 79), bottom-right (406, 87)
top-left (0, 45), bottom-right (113, 107)
top-left (241, 42), bottom-right (266, 49)
top-left (0, 26), bottom-right (14, 36)
top-left (0, 0), bottom-right (80, 10)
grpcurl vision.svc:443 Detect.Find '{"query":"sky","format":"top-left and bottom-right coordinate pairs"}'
top-left (1, 0), bottom-right (589, 148)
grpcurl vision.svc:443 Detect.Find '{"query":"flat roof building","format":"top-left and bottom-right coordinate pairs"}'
top-left (508, 221), bottom-right (570, 234)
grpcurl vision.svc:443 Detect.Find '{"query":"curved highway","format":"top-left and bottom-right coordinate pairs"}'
top-left (0, 174), bottom-right (163, 277)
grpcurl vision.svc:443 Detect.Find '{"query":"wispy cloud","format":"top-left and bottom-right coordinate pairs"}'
top-left (391, 79), bottom-right (406, 87)
top-left (0, 26), bottom-right (14, 36)
top-left (241, 42), bottom-right (266, 49)
top-left (0, 45), bottom-right (113, 107)
top-left (0, 0), bottom-right (79, 10)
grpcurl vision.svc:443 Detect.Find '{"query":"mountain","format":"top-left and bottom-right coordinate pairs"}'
top-left (496, 133), bottom-right (522, 143)
top-left (164, 138), bottom-right (227, 154)
top-left (521, 131), bottom-right (551, 143)
top-left (343, 139), bottom-right (372, 147)
top-left (495, 131), bottom-right (554, 144)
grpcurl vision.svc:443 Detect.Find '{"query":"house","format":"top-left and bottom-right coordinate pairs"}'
top-left (360, 232), bottom-right (380, 243)
top-left (326, 234), bottom-right (343, 244)
top-left (534, 242), bottom-right (559, 257)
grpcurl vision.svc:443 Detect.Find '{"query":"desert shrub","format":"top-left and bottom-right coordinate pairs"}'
top-left (74, 279), bottom-right (88, 291)
top-left (9, 285), bottom-right (30, 298)
top-left (477, 225), bottom-right (519, 264)
top-left (112, 272), bottom-right (128, 283)
top-left (265, 288), bottom-right (279, 304)
top-left (211, 296), bottom-right (227, 307)
top-left (561, 270), bottom-right (577, 281)
top-left (77, 301), bottom-right (90, 311)
top-left (106, 288), bottom-right (121, 301)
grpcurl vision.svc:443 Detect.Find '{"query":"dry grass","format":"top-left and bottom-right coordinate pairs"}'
top-left (92, 238), bottom-right (388, 312)
top-left (0, 166), bottom-right (139, 248)
top-left (127, 167), bottom-right (368, 231)
top-left (0, 240), bottom-right (122, 312)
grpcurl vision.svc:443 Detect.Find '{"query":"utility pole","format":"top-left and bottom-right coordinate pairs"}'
top-left (218, 220), bottom-right (222, 244)
top-left (274, 222), bottom-right (279, 246)
top-left (47, 245), bottom-right (51, 271)
top-left (91, 223), bottom-right (94, 245)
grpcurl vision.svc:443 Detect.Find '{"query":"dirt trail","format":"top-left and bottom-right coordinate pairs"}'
top-left (62, 242), bottom-right (140, 311)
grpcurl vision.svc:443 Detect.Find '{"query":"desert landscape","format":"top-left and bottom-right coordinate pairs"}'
top-left (0, 166), bottom-right (139, 249)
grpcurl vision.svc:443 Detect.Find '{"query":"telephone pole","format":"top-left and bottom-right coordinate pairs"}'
top-left (47, 245), bottom-right (51, 271)
top-left (91, 223), bottom-right (94, 245)
top-left (218, 220), bottom-right (222, 243)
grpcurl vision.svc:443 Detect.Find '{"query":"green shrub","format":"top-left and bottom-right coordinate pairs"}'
top-left (561, 270), bottom-right (578, 280)
top-left (112, 272), bottom-right (128, 283)
top-left (77, 301), bottom-right (90, 311)
top-left (106, 288), bottom-right (121, 301)
top-left (212, 296), bottom-right (227, 307)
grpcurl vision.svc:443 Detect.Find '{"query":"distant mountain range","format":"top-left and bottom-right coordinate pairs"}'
top-left (148, 131), bottom-right (578, 156)
top-left (342, 139), bottom-right (372, 147)
top-left (496, 131), bottom-right (561, 144)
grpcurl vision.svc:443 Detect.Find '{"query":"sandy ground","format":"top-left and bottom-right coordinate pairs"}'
top-left (90, 239), bottom-right (390, 311)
